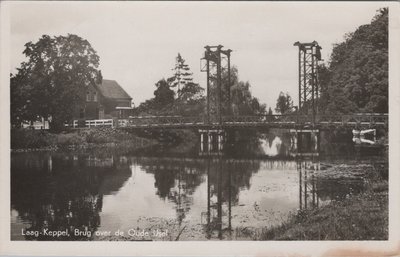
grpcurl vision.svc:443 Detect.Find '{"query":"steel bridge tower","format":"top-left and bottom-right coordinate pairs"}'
top-left (201, 45), bottom-right (232, 125)
top-left (294, 41), bottom-right (322, 120)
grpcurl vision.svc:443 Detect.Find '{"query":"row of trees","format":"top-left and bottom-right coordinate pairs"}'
top-left (134, 53), bottom-right (205, 116)
top-left (135, 54), bottom-right (266, 117)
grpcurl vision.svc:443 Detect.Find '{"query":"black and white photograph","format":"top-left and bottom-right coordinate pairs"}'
top-left (1, 1), bottom-right (399, 256)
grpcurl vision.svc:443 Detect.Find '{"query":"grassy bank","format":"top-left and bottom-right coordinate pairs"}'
top-left (11, 128), bottom-right (156, 151)
top-left (259, 162), bottom-right (388, 240)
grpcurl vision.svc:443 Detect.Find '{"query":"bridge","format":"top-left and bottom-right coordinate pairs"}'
top-left (123, 113), bottom-right (388, 130)
top-left (91, 43), bottom-right (387, 154)
top-left (122, 43), bottom-right (387, 131)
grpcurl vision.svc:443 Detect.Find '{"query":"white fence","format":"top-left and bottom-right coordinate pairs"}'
top-left (70, 119), bottom-right (130, 128)
top-left (86, 119), bottom-right (113, 128)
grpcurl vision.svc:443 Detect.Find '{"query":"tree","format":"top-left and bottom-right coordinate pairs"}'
top-left (223, 66), bottom-right (266, 116)
top-left (178, 82), bottom-right (204, 103)
top-left (267, 107), bottom-right (273, 116)
top-left (168, 53), bottom-right (194, 98)
top-left (265, 107), bottom-right (275, 122)
top-left (275, 92), bottom-right (293, 114)
top-left (162, 53), bottom-right (205, 115)
top-left (11, 34), bottom-right (102, 131)
top-left (319, 8), bottom-right (388, 114)
top-left (10, 70), bottom-right (35, 128)
top-left (135, 79), bottom-right (176, 115)
top-left (153, 79), bottom-right (175, 109)
top-left (174, 81), bottom-right (205, 116)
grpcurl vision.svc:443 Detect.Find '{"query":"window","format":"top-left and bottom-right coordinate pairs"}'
top-left (86, 91), bottom-right (90, 102)
top-left (93, 91), bottom-right (97, 102)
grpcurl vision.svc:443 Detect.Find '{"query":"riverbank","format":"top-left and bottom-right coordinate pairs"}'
top-left (259, 161), bottom-right (388, 240)
top-left (11, 128), bottom-right (157, 152)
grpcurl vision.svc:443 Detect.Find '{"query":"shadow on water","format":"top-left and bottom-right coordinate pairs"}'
top-left (10, 129), bottom-right (378, 240)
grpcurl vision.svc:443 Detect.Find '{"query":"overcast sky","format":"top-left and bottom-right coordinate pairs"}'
top-left (8, 1), bottom-right (386, 110)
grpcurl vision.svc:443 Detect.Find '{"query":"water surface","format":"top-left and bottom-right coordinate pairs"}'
top-left (11, 131), bottom-right (370, 240)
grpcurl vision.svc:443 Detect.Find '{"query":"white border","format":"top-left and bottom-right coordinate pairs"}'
top-left (1, 1), bottom-right (399, 256)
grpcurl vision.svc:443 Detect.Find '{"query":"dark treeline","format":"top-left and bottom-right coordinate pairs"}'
top-left (318, 8), bottom-right (388, 114)
top-left (134, 54), bottom-right (205, 116)
top-left (133, 54), bottom-right (266, 148)
top-left (273, 8), bottom-right (388, 116)
top-left (134, 54), bottom-right (266, 117)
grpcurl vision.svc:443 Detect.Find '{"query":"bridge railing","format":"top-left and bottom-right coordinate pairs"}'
top-left (317, 113), bottom-right (388, 126)
top-left (222, 115), bottom-right (313, 124)
top-left (128, 115), bottom-right (206, 127)
top-left (126, 113), bottom-right (388, 128)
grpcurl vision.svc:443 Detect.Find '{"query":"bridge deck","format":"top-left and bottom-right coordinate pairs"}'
top-left (122, 114), bottom-right (388, 129)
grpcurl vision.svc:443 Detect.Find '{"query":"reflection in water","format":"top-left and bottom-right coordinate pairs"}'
top-left (204, 158), bottom-right (231, 239)
top-left (201, 157), bottom-right (329, 239)
top-left (11, 131), bottom-right (365, 241)
top-left (298, 160), bottom-right (320, 210)
top-left (11, 153), bottom-right (130, 240)
top-left (260, 137), bottom-right (282, 156)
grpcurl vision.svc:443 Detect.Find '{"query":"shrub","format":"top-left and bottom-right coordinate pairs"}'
top-left (56, 132), bottom-right (86, 146)
top-left (11, 129), bottom-right (56, 149)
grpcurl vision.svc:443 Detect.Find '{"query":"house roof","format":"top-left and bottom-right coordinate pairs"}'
top-left (97, 79), bottom-right (132, 100)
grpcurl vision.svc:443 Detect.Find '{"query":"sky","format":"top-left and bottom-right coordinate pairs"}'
top-left (8, 1), bottom-right (387, 110)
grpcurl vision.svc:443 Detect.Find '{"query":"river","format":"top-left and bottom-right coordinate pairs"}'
top-left (10, 129), bottom-right (385, 240)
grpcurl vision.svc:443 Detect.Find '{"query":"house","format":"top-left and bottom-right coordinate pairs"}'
top-left (74, 79), bottom-right (133, 120)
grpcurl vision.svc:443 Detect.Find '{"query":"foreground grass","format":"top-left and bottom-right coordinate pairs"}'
top-left (260, 164), bottom-right (388, 240)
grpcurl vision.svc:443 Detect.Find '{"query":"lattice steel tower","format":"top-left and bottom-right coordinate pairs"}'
top-left (294, 41), bottom-right (322, 118)
top-left (201, 45), bottom-right (232, 125)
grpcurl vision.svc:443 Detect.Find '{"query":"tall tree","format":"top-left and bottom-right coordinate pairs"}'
top-left (165, 53), bottom-right (205, 115)
top-left (168, 53), bottom-right (194, 98)
top-left (11, 34), bottom-right (102, 131)
top-left (319, 8), bottom-right (388, 114)
top-left (275, 92), bottom-right (293, 114)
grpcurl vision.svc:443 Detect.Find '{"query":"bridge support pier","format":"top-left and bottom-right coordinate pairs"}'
top-left (199, 129), bottom-right (225, 155)
top-left (208, 133), bottom-right (213, 151)
top-left (200, 133), bottom-right (205, 152)
top-left (290, 129), bottom-right (320, 156)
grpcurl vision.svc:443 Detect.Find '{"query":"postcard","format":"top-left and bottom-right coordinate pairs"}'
top-left (0, 1), bottom-right (399, 256)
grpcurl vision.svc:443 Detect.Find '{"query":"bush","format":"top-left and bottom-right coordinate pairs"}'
top-left (56, 132), bottom-right (86, 146)
top-left (11, 129), bottom-right (56, 149)
top-left (82, 128), bottom-right (115, 144)
top-left (11, 127), bottom-right (152, 150)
